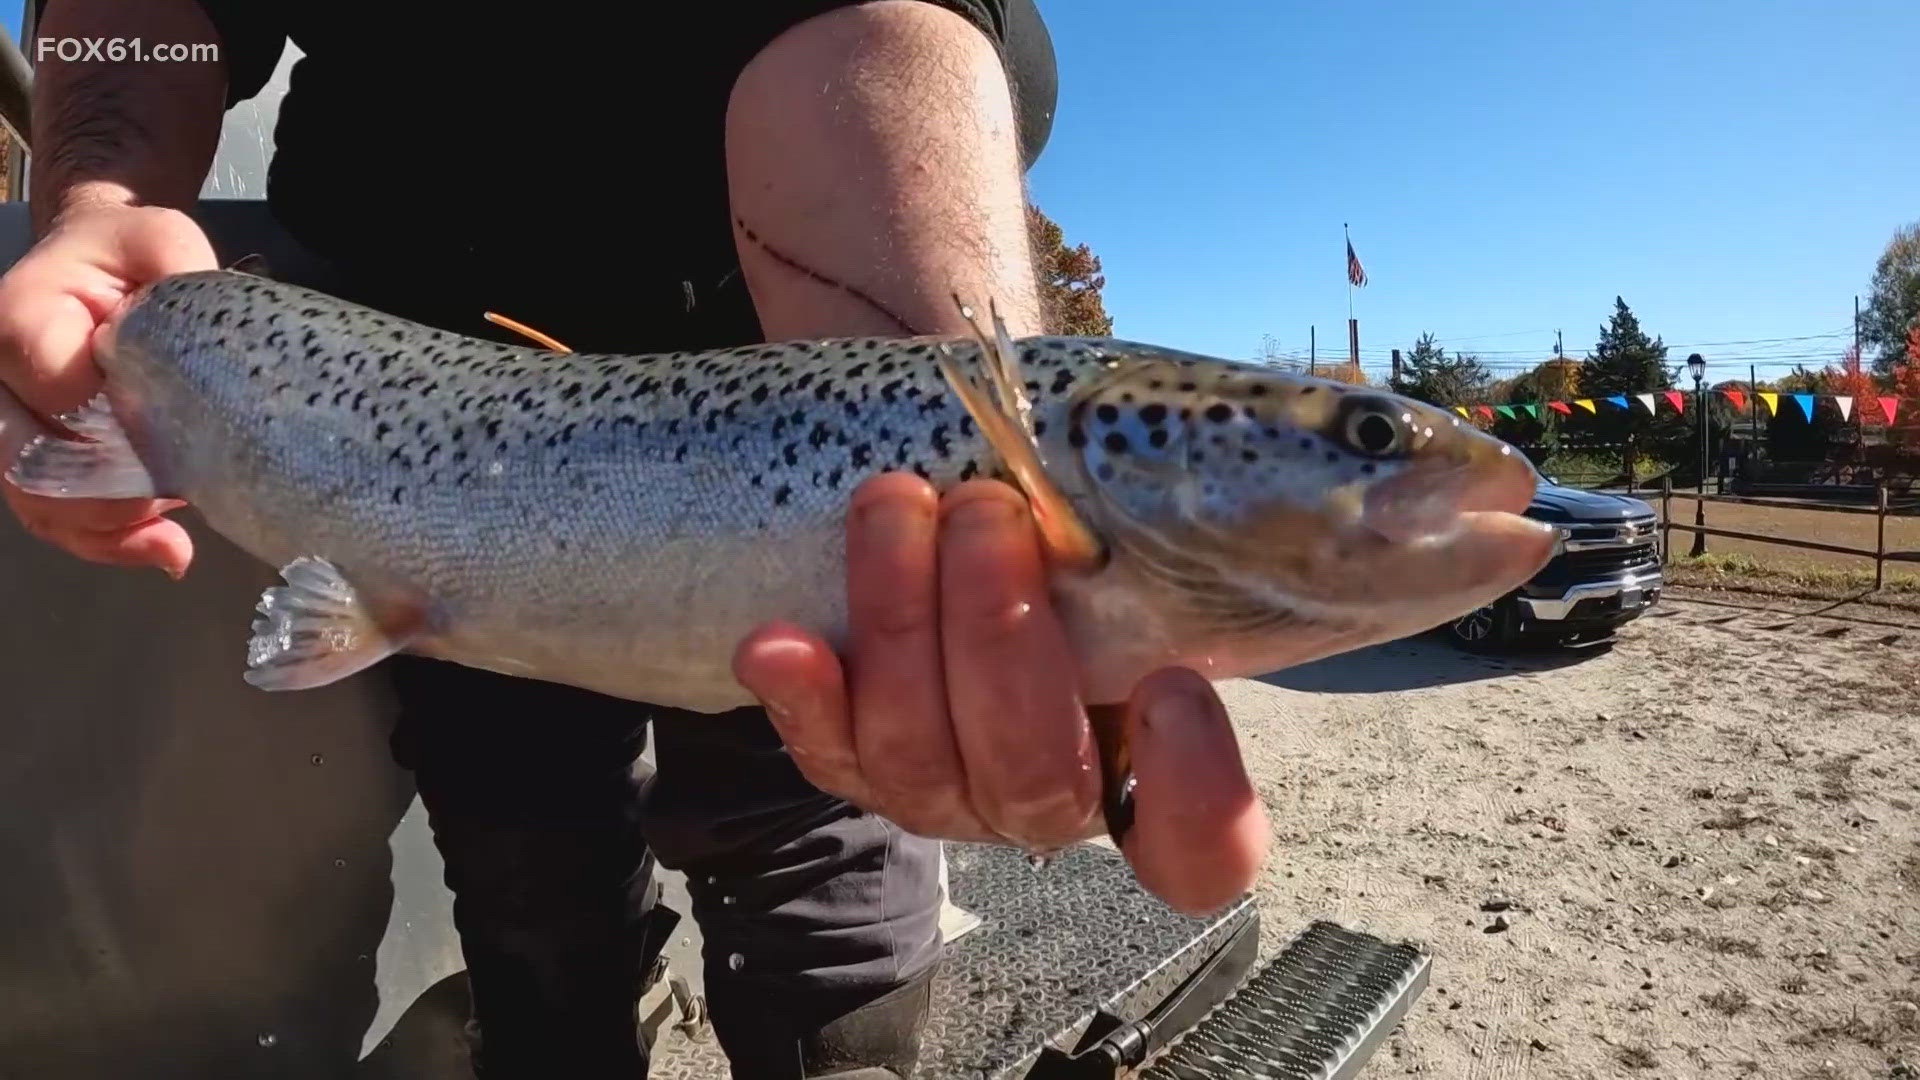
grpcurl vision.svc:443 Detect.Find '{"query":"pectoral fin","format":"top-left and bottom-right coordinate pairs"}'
top-left (934, 297), bottom-right (1106, 572)
top-left (245, 556), bottom-right (418, 690)
top-left (6, 392), bottom-right (162, 499)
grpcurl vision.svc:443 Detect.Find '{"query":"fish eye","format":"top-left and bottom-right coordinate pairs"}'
top-left (1339, 399), bottom-right (1407, 457)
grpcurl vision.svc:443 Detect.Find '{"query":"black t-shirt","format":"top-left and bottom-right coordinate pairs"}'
top-left (183, 1), bottom-right (1058, 352)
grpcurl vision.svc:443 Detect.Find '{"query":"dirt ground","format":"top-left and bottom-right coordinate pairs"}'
top-left (1652, 495), bottom-right (1920, 578)
top-left (1225, 586), bottom-right (1920, 1079)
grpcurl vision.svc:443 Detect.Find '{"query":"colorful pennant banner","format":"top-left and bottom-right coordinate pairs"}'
top-left (1449, 386), bottom-right (1919, 425)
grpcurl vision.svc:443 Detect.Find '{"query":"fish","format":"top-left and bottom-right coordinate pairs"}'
top-left (8, 268), bottom-right (1554, 840)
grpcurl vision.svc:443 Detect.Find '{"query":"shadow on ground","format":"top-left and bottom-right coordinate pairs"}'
top-left (1254, 631), bottom-right (1612, 694)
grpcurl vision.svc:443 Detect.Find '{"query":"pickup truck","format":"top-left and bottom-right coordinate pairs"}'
top-left (1443, 480), bottom-right (1664, 649)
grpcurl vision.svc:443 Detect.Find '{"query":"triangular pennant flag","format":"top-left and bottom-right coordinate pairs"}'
top-left (1453, 406), bottom-right (1470, 417)
top-left (1494, 405), bottom-right (1516, 420)
top-left (1722, 388), bottom-right (1747, 412)
top-left (1758, 392), bottom-right (1778, 416)
top-left (1836, 396), bottom-right (1853, 422)
top-left (1522, 403), bottom-right (1540, 419)
top-left (1634, 393), bottom-right (1655, 413)
top-left (1879, 396), bottom-right (1899, 424)
top-left (1663, 391), bottom-right (1685, 412)
top-left (1476, 405), bottom-right (1496, 420)
top-left (1575, 399), bottom-right (1597, 414)
top-left (1548, 401), bottom-right (1572, 415)
top-left (1606, 394), bottom-right (1628, 410)
top-left (1792, 393), bottom-right (1814, 421)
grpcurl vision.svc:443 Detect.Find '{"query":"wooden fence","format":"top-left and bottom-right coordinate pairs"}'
top-left (1659, 480), bottom-right (1920, 589)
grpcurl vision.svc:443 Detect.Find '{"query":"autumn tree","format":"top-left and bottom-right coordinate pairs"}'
top-left (1027, 204), bottom-right (1113, 337)
top-left (1862, 221), bottom-right (1920, 374)
top-left (1821, 346), bottom-right (1881, 425)
top-left (1388, 332), bottom-right (1492, 408)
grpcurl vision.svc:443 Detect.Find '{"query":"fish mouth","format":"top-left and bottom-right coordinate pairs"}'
top-left (1338, 446), bottom-right (1555, 622)
top-left (1360, 443), bottom-right (1540, 545)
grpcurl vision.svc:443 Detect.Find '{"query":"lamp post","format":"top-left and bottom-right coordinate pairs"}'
top-left (1687, 352), bottom-right (1708, 557)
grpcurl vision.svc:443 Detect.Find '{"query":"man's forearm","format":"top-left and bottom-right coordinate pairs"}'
top-left (29, 0), bottom-right (229, 234)
top-left (726, 1), bottom-right (1043, 340)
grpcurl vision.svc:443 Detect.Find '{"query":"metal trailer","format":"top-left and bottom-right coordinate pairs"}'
top-left (0, 19), bottom-right (1427, 1078)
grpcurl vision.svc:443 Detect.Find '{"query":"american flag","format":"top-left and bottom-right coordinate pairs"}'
top-left (1346, 237), bottom-right (1368, 288)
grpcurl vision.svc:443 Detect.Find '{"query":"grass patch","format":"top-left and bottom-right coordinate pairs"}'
top-left (1666, 552), bottom-right (1920, 608)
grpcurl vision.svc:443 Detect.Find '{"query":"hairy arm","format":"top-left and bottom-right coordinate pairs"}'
top-left (29, 0), bottom-right (230, 233)
top-left (725, 0), bottom-right (1042, 340)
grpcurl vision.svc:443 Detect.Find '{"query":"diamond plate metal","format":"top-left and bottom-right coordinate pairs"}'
top-left (647, 841), bottom-right (1254, 1079)
top-left (1136, 921), bottom-right (1429, 1080)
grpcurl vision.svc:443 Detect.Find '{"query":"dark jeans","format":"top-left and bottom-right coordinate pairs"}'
top-left (385, 657), bottom-right (944, 1079)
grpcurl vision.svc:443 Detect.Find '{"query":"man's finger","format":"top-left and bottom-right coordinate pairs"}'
top-left (937, 480), bottom-right (1100, 851)
top-left (0, 287), bottom-right (106, 419)
top-left (1118, 667), bottom-right (1269, 917)
top-left (844, 473), bottom-right (982, 839)
top-left (733, 621), bottom-right (875, 807)
top-left (14, 515), bottom-right (195, 576)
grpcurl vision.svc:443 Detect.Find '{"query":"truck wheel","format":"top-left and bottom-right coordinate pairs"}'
top-left (1447, 596), bottom-right (1518, 651)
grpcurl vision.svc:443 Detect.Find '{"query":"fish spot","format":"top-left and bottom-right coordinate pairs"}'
top-left (1205, 403), bottom-right (1233, 423)
top-left (1179, 382), bottom-right (1197, 392)
top-left (1149, 429), bottom-right (1169, 449)
top-left (1096, 403), bottom-right (1119, 424)
top-left (1096, 462), bottom-right (1115, 481)
top-left (1300, 386), bottom-right (1318, 395)
top-left (1069, 426), bottom-right (1087, 449)
top-left (1241, 449), bottom-right (1257, 463)
top-left (1249, 384), bottom-right (1268, 397)
top-left (1103, 431), bottom-right (1129, 454)
top-left (1140, 403), bottom-right (1168, 425)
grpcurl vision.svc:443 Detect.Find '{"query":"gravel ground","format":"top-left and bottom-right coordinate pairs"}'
top-left (1227, 586), bottom-right (1919, 1078)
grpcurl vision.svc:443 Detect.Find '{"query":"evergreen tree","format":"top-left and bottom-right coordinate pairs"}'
top-left (1389, 332), bottom-right (1492, 408)
top-left (1580, 297), bottom-right (1687, 457)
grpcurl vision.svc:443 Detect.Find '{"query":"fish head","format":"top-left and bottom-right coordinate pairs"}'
top-left (1058, 346), bottom-right (1555, 676)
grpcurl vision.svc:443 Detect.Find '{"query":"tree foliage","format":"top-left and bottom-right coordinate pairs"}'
top-left (1862, 221), bottom-right (1920, 374)
top-left (1579, 297), bottom-right (1687, 452)
top-left (1027, 204), bottom-right (1113, 337)
top-left (1388, 331), bottom-right (1492, 407)
top-left (1822, 346), bottom-right (1879, 416)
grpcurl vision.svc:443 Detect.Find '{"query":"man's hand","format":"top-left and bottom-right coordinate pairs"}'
top-left (0, 200), bottom-right (217, 575)
top-left (734, 473), bottom-right (1271, 917)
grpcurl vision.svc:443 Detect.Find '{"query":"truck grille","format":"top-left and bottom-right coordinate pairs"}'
top-left (1533, 515), bottom-right (1661, 590)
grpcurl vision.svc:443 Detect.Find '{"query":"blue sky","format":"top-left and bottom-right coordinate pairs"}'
top-left (6, 2), bottom-right (1912, 383)
top-left (1027, 0), bottom-right (1919, 381)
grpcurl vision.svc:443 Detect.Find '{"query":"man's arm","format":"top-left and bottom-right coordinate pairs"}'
top-left (725, 0), bottom-right (1042, 340)
top-left (29, 0), bottom-right (231, 232)
top-left (725, 2), bottom-right (1266, 915)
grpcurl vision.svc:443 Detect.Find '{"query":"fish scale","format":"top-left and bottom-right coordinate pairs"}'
top-left (10, 268), bottom-right (1552, 724)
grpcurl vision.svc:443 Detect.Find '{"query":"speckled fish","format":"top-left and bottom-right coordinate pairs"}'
top-left (9, 267), bottom-right (1552, 830)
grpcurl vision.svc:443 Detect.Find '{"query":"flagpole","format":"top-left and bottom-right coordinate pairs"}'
top-left (1344, 222), bottom-right (1354, 324)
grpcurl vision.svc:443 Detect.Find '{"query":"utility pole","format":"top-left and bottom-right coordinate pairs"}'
top-left (1310, 325), bottom-right (1317, 375)
top-left (1855, 295), bottom-right (1862, 359)
top-left (1555, 330), bottom-right (1563, 360)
